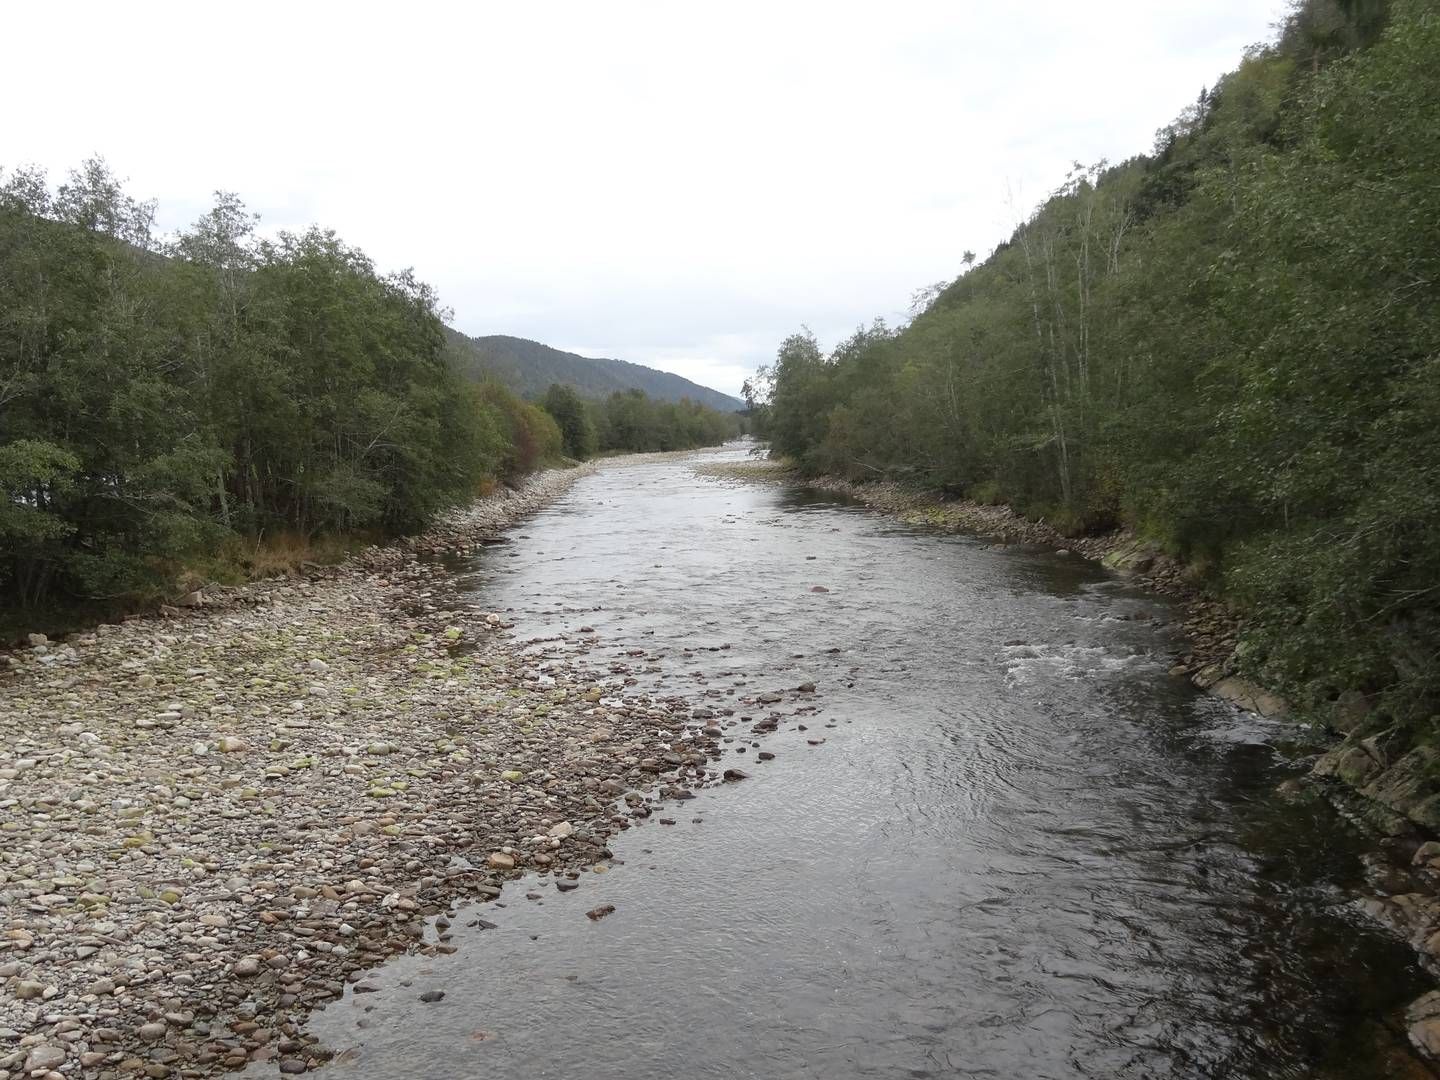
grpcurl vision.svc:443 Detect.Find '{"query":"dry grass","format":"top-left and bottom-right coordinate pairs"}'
top-left (233, 530), bottom-right (373, 580)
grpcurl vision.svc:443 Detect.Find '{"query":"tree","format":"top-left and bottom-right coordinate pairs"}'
top-left (541, 383), bottom-right (598, 459)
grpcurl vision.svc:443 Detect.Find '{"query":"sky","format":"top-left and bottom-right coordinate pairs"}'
top-left (3, 1), bottom-right (1286, 399)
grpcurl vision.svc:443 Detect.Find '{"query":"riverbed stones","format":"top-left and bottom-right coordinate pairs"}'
top-left (13, 980), bottom-right (46, 1000)
top-left (23, 1044), bottom-right (67, 1072)
top-left (0, 461), bottom-right (795, 1077)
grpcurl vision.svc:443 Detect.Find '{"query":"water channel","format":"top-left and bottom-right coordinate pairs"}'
top-left (304, 444), bottom-right (1429, 1079)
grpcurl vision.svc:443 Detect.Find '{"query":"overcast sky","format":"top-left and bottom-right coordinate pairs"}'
top-left (4, 1), bottom-right (1285, 398)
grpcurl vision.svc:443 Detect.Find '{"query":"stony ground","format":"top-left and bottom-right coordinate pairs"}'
top-left (0, 466), bottom-right (755, 1079)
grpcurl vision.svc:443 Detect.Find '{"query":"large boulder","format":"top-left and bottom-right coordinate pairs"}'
top-left (1209, 675), bottom-right (1290, 718)
top-left (1361, 743), bottom-right (1440, 832)
top-left (1101, 540), bottom-right (1159, 573)
top-left (1329, 689), bottom-right (1374, 735)
top-left (1313, 743), bottom-right (1385, 788)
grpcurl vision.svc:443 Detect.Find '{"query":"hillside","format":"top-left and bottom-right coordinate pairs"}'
top-left (445, 329), bottom-right (744, 412)
top-left (757, 0), bottom-right (1438, 751)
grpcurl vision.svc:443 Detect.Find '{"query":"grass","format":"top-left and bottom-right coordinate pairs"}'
top-left (227, 530), bottom-right (375, 580)
top-left (1, 530), bottom-right (381, 646)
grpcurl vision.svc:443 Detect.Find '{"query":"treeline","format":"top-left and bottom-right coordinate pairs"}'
top-left (754, 0), bottom-right (1439, 730)
top-left (0, 163), bottom-right (561, 613)
top-left (540, 383), bottom-right (741, 460)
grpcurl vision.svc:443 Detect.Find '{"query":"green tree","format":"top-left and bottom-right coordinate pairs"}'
top-left (541, 382), bottom-right (598, 459)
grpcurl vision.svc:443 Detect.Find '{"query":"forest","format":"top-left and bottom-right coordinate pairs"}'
top-left (539, 383), bottom-right (742, 461)
top-left (751, 0), bottom-right (1439, 735)
top-left (0, 167), bottom-right (736, 622)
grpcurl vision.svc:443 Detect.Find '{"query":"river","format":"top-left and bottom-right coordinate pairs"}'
top-left (301, 444), bottom-right (1430, 1079)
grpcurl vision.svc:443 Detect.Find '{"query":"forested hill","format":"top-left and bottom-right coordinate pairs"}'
top-left (446, 330), bottom-right (744, 412)
top-left (756, 0), bottom-right (1439, 741)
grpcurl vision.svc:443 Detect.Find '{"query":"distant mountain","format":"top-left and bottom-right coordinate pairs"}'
top-left (444, 330), bottom-right (745, 412)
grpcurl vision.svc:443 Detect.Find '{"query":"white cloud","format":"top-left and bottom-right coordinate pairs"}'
top-left (2, 0), bottom-right (1284, 395)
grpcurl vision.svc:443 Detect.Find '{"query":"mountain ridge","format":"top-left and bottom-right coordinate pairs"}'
top-left (445, 329), bottom-right (744, 412)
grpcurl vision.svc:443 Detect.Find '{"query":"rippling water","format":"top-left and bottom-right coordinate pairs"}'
top-left (306, 444), bottom-right (1429, 1079)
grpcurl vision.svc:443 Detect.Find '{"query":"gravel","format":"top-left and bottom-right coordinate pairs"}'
top-left (0, 465), bottom-right (771, 1078)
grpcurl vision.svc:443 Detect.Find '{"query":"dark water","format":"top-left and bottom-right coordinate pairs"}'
top-left (307, 444), bottom-right (1430, 1079)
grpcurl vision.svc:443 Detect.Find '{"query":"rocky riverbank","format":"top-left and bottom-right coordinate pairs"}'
top-left (786, 475), bottom-right (1440, 835)
top-left (0, 465), bottom-right (773, 1079)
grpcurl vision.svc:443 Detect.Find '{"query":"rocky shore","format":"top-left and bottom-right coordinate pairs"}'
top-left (0, 465), bottom-right (772, 1079)
top-left (787, 474), bottom-right (1440, 832)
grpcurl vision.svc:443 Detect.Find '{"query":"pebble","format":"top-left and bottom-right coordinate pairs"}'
top-left (23, 1045), bottom-right (67, 1072)
top-left (0, 462), bottom-right (789, 1078)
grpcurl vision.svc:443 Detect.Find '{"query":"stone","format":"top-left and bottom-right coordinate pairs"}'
top-left (1361, 744), bottom-right (1440, 831)
top-left (1313, 743), bottom-right (1384, 788)
top-left (586, 904), bottom-right (617, 921)
top-left (218, 735), bottom-right (249, 753)
top-left (137, 1022), bottom-right (167, 1041)
top-left (419, 989), bottom-right (446, 1003)
top-left (1330, 689), bottom-right (1372, 735)
top-left (547, 821), bottom-right (574, 838)
top-left (1410, 991), bottom-right (1440, 1058)
top-left (487, 852), bottom-right (516, 870)
top-left (23, 1046), bottom-right (67, 1072)
top-left (1209, 675), bottom-right (1289, 717)
top-left (14, 980), bottom-right (47, 999)
top-left (234, 957), bottom-right (261, 977)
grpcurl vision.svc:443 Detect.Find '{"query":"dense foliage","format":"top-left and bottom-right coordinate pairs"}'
top-left (0, 164), bottom-right (554, 613)
top-left (754, 0), bottom-right (1440, 729)
top-left (540, 384), bottom-right (741, 459)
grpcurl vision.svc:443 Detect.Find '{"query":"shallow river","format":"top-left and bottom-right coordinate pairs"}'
top-left (307, 444), bottom-right (1429, 1079)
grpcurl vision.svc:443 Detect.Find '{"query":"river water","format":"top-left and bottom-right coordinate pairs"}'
top-left (306, 444), bottom-right (1429, 1079)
